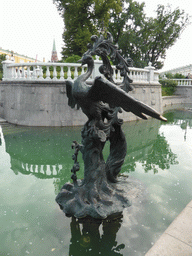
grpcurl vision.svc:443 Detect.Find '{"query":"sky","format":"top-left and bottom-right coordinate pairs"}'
top-left (0, 0), bottom-right (192, 71)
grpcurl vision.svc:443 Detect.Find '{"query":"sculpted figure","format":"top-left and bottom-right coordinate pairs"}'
top-left (56, 33), bottom-right (166, 219)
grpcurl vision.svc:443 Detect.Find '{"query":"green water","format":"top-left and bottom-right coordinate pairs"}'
top-left (1, 109), bottom-right (192, 256)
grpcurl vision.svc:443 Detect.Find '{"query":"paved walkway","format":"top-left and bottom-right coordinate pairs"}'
top-left (145, 200), bottom-right (192, 256)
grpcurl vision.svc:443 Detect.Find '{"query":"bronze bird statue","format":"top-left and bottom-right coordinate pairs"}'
top-left (56, 31), bottom-right (168, 220)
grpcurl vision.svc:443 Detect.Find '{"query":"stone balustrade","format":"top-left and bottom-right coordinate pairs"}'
top-left (171, 79), bottom-right (192, 86)
top-left (2, 58), bottom-right (160, 85)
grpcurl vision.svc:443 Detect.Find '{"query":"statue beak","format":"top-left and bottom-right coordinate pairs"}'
top-left (77, 58), bottom-right (83, 66)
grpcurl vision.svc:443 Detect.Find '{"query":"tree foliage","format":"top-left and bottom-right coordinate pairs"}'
top-left (54, 0), bottom-right (122, 57)
top-left (0, 54), bottom-right (6, 73)
top-left (159, 79), bottom-right (178, 96)
top-left (0, 54), bottom-right (6, 80)
top-left (109, 1), bottom-right (190, 69)
top-left (55, 0), bottom-right (190, 68)
top-left (162, 72), bottom-right (186, 79)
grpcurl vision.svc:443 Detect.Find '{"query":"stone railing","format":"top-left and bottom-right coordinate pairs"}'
top-left (2, 58), bottom-right (159, 85)
top-left (171, 79), bottom-right (192, 86)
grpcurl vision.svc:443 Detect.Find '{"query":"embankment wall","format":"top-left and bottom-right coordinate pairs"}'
top-left (0, 81), bottom-right (163, 126)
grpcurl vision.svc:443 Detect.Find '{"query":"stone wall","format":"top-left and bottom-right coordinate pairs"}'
top-left (175, 86), bottom-right (192, 102)
top-left (0, 81), bottom-right (163, 126)
top-left (162, 86), bottom-right (192, 112)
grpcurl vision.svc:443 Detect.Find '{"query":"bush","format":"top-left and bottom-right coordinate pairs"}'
top-left (159, 79), bottom-right (178, 96)
top-left (64, 55), bottom-right (81, 63)
top-left (173, 73), bottom-right (185, 79)
top-left (163, 72), bottom-right (185, 79)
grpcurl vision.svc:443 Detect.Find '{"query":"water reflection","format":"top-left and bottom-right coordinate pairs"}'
top-left (0, 116), bottom-right (180, 186)
top-left (69, 216), bottom-right (124, 256)
top-left (140, 133), bottom-right (178, 174)
top-left (164, 109), bottom-right (192, 141)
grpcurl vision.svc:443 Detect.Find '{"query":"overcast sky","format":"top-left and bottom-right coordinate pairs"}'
top-left (0, 0), bottom-right (191, 71)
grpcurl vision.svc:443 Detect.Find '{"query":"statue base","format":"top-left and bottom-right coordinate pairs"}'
top-left (56, 175), bottom-right (144, 219)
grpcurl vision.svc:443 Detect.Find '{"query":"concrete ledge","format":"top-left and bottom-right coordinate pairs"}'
top-left (0, 117), bottom-right (7, 123)
top-left (145, 200), bottom-right (192, 256)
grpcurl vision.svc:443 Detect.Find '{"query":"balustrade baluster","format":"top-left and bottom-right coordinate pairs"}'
top-left (46, 66), bottom-right (51, 80)
top-left (81, 66), bottom-right (85, 75)
top-left (111, 67), bottom-right (115, 81)
top-left (145, 72), bottom-right (148, 82)
top-left (74, 66), bottom-right (78, 79)
top-left (67, 66), bottom-right (72, 80)
top-left (138, 71), bottom-right (141, 81)
top-left (141, 71), bottom-right (144, 81)
top-left (117, 70), bottom-right (121, 82)
top-left (26, 66), bottom-right (31, 80)
top-left (21, 66), bottom-right (25, 80)
top-left (38, 66), bottom-right (44, 80)
top-left (129, 70), bottom-right (133, 81)
top-left (32, 66), bottom-right (37, 80)
top-left (133, 71), bottom-right (136, 81)
top-left (17, 67), bottom-right (21, 79)
top-left (60, 66), bottom-right (64, 80)
top-left (53, 66), bottom-right (57, 80)
top-left (11, 67), bottom-right (15, 80)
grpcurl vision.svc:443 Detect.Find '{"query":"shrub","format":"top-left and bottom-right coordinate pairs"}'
top-left (159, 79), bottom-right (178, 96)
top-left (173, 73), bottom-right (185, 79)
top-left (163, 72), bottom-right (185, 79)
top-left (64, 55), bottom-right (81, 63)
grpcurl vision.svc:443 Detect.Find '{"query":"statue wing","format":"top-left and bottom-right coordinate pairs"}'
top-left (66, 81), bottom-right (80, 110)
top-left (87, 76), bottom-right (167, 121)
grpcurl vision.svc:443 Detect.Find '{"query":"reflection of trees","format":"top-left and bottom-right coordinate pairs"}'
top-left (164, 110), bottom-right (192, 128)
top-left (69, 216), bottom-right (124, 256)
top-left (140, 133), bottom-right (178, 174)
top-left (1, 115), bottom-right (179, 188)
top-left (163, 109), bottom-right (192, 141)
top-left (124, 161), bottom-right (137, 173)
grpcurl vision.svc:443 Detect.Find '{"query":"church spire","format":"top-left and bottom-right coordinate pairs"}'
top-left (52, 38), bottom-right (56, 51)
top-left (51, 39), bottom-right (58, 62)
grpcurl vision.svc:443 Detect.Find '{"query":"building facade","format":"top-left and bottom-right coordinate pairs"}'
top-left (0, 48), bottom-right (37, 63)
top-left (160, 64), bottom-right (192, 77)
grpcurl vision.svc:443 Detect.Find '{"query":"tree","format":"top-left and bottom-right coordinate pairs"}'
top-left (0, 54), bottom-right (6, 73)
top-left (55, 0), bottom-right (190, 68)
top-left (109, 1), bottom-right (190, 69)
top-left (0, 54), bottom-right (6, 80)
top-left (54, 0), bottom-right (122, 58)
